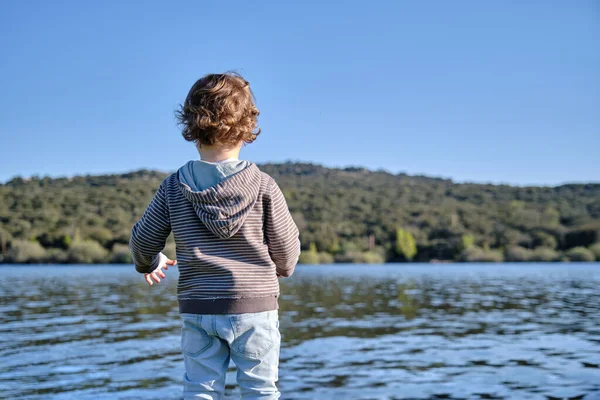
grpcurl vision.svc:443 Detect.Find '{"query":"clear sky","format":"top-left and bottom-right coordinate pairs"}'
top-left (1, 0), bottom-right (598, 185)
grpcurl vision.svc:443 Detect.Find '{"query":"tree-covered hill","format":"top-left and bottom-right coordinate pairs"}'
top-left (1, 163), bottom-right (599, 264)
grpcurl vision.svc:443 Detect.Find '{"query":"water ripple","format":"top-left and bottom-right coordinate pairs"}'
top-left (1, 263), bottom-right (599, 399)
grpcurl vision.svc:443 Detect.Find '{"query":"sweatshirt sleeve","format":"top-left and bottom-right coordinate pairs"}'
top-left (129, 181), bottom-right (172, 274)
top-left (264, 178), bottom-right (301, 277)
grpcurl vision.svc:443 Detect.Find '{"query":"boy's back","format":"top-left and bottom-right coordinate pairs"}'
top-left (130, 161), bottom-right (299, 313)
top-left (129, 72), bottom-right (300, 400)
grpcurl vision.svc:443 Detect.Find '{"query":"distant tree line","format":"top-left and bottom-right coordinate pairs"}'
top-left (1, 163), bottom-right (599, 265)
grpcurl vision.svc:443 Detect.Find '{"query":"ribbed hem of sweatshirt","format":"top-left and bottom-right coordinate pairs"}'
top-left (178, 295), bottom-right (279, 314)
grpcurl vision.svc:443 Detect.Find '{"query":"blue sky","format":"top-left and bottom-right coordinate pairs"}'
top-left (1, 0), bottom-right (598, 185)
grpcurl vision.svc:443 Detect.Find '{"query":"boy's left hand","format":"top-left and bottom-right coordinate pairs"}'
top-left (145, 255), bottom-right (177, 285)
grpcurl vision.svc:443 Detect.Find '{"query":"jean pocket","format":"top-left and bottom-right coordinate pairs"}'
top-left (180, 315), bottom-right (212, 357)
top-left (230, 311), bottom-right (276, 359)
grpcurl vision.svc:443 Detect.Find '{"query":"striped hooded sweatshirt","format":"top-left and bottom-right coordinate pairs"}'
top-left (129, 160), bottom-right (301, 314)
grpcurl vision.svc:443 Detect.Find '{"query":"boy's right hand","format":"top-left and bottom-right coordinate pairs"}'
top-left (145, 254), bottom-right (177, 285)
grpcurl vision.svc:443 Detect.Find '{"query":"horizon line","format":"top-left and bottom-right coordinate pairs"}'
top-left (2, 160), bottom-right (599, 188)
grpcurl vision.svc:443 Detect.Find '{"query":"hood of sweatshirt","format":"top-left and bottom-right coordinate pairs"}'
top-left (177, 160), bottom-right (262, 239)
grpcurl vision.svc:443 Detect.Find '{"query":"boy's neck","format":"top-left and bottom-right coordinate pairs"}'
top-left (198, 143), bottom-right (242, 162)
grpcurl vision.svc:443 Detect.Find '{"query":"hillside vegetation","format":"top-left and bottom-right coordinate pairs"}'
top-left (1, 163), bottom-right (599, 264)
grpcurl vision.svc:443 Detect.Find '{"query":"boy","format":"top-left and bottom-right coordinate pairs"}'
top-left (129, 72), bottom-right (301, 400)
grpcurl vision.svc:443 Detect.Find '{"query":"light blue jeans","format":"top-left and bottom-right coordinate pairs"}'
top-left (180, 310), bottom-right (281, 400)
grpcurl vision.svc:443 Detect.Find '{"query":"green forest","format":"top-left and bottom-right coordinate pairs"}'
top-left (1, 162), bottom-right (599, 264)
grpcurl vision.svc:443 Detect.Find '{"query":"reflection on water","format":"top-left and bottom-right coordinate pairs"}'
top-left (1, 264), bottom-right (599, 400)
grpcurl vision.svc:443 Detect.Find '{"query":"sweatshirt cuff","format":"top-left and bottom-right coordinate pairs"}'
top-left (135, 252), bottom-right (168, 274)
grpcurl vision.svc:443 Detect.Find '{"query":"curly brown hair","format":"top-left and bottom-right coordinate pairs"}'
top-left (176, 72), bottom-right (260, 147)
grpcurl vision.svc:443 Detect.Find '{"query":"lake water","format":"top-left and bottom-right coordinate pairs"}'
top-left (0, 263), bottom-right (599, 400)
